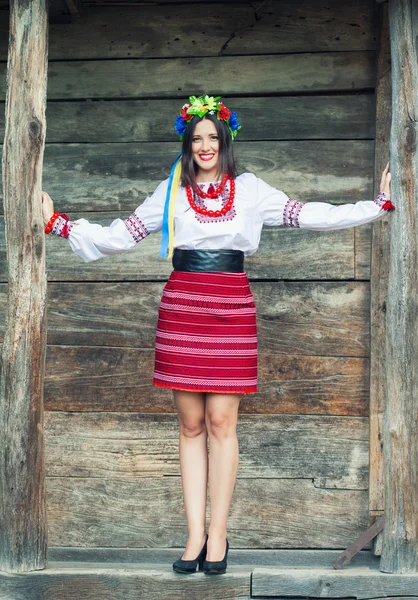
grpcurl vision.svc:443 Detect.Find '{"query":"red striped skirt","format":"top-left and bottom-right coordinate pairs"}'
top-left (153, 271), bottom-right (257, 394)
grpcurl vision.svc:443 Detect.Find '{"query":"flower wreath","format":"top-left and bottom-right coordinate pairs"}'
top-left (174, 94), bottom-right (241, 142)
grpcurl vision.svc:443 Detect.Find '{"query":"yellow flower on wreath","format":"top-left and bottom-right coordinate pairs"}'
top-left (187, 94), bottom-right (221, 118)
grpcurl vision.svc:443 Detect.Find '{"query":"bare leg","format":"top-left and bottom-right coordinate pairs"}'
top-left (205, 393), bottom-right (240, 561)
top-left (174, 390), bottom-right (208, 559)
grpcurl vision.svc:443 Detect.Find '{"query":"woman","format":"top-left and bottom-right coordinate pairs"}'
top-left (42, 94), bottom-right (393, 575)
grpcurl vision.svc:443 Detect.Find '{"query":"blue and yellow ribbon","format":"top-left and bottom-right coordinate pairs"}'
top-left (160, 152), bottom-right (182, 259)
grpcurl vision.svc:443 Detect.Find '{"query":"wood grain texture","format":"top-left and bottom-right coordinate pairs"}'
top-left (0, 52), bottom-right (376, 100)
top-left (46, 476), bottom-right (368, 548)
top-left (1, 564), bottom-right (416, 600)
top-left (39, 345), bottom-right (369, 416)
top-left (381, 0), bottom-right (418, 574)
top-left (46, 546), bottom-right (379, 568)
top-left (0, 567), bottom-right (251, 600)
top-left (369, 3), bottom-right (391, 557)
top-left (0, 139), bottom-right (374, 213)
top-left (255, 281), bottom-right (370, 358)
top-left (0, 0), bottom-right (48, 574)
top-left (252, 566), bottom-right (418, 598)
top-left (0, 0), bottom-right (379, 60)
top-left (355, 223), bottom-right (372, 280)
top-left (2, 280), bottom-right (371, 356)
top-left (0, 95), bottom-right (375, 143)
top-left (44, 412), bottom-right (369, 489)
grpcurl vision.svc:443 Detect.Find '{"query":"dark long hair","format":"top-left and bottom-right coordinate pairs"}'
top-left (180, 114), bottom-right (238, 188)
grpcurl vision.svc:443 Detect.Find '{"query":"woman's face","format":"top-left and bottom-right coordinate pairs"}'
top-left (191, 118), bottom-right (220, 180)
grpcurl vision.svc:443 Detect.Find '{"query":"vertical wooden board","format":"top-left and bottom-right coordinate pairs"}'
top-left (381, 0), bottom-right (418, 574)
top-left (369, 4), bottom-right (392, 539)
top-left (0, 0), bottom-right (49, 574)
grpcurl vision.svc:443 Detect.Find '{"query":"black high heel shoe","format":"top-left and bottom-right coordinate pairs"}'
top-left (203, 537), bottom-right (229, 575)
top-left (172, 534), bottom-right (208, 574)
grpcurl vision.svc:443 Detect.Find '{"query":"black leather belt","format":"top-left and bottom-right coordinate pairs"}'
top-left (172, 249), bottom-right (244, 272)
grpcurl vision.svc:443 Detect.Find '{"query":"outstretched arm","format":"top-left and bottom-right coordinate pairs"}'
top-left (41, 179), bottom-right (169, 262)
top-left (284, 163), bottom-right (394, 230)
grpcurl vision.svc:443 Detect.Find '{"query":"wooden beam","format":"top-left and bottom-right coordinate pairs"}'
top-left (380, 0), bottom-right (418, 574)
top-left (369, 0), bottom-right (392, 555)
top-left (0, 0), bottom-right (49, 573)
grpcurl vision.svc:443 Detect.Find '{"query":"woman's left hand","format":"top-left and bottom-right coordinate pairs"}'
top-left (380, 162), bottom-right (391, 197)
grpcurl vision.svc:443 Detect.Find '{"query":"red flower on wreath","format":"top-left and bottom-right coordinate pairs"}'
top-left (181, 105), bottom-right (193, 121)
top-left (218, 103), bottom-right (231, 120)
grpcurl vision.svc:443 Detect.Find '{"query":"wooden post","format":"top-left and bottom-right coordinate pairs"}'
top-left (0, 0), bottom-right (49, 573)
top-left (380, 0), bottom-right (418, 574)
top-left (369, 1), bottom-right (391, 555)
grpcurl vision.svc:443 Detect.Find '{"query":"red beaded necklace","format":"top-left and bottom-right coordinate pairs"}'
top-left (186, 174), bottom-right (235, 217)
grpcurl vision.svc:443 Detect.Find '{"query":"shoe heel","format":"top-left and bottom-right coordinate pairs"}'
top-left (203, 537), bottom-right (229, 575)
top-left (198, 553), bottom-right (205, 571)
top-left (173, 534), bottom-right (208, 574)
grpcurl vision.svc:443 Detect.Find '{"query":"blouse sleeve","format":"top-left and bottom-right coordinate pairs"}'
top-left (51, 178), bottom-right (169, 262)
top-left (255, 175), bottom-right (395, 230)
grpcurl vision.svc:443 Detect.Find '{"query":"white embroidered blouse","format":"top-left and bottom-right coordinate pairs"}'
top-left (52, 172), bottom-right (393, 262)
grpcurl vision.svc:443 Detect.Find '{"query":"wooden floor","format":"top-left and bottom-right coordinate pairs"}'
top-left (1, 549), bottom-right (417, 600)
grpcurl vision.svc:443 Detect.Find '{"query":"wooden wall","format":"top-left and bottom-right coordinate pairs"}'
top-left (0, 0), bottom-right (380, 549)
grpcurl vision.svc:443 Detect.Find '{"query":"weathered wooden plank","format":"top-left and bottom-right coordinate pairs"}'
top-left (2, 564), bottom-right (417, 600)
top-left (0, 567), bottom-right (251, 600)
top-left (257, 353), bottom-right (368, 416)
top-left (381, 0), bottom-right (418, 574)
top-left (0, 216), bottom-right (357, 281)
top-left (40, 346), bottom-right (368, 416)
top-left (45, 548), bottom-right (378, 571)
top-left (255, 281), bottom-right (370, 358)
top-left (46, 477), bottom-right (368, 548)
top-left (0, 95), bottom-right (376, 143)
top-left (0, 0), bottom-right (48, 574)
top-left (252, 566), bottom-right (418, 598)
top-left (46, 547), bottom-right (379, 569)
top-left (0, 280), bottom-right (370, 356)
top-left (0, 1), bottom-right (379, 60)
top-left (369, 3), bottom-right (391, 558)
top-left (0, 140), bottom-right (375, 212)
top-left (44, 412), bottom-right (368, 489)
top-left (0, 52), bottom-right (376, 100)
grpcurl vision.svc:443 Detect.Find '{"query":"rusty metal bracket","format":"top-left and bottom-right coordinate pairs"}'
top-left (333, 515), bottom-right (384, 569)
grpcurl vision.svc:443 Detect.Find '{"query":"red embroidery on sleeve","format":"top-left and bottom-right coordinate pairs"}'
top-left (283, 198), bottom-right (306, 228)
top-left (374, 191), bottom-right (395, 212)
top-left (51, 215), bottom-right (73, 238)
top-left (123, 212), bottom-right (150, 242)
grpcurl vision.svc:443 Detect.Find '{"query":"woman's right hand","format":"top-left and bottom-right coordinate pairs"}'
top-left (42, 191), bottom-right (54, 226)
top-left (379, 162), bottom-right (391, 198)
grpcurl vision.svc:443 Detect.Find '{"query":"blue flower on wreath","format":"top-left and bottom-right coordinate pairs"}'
top-left (229, 112), bottom-right (240, 132)
top-left (174, 115), bottom-right (187, 138)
